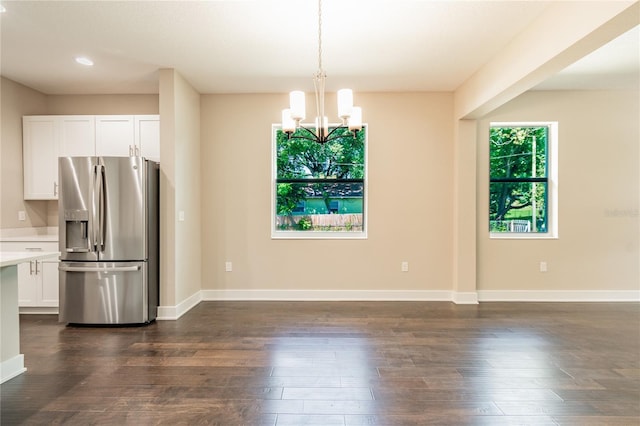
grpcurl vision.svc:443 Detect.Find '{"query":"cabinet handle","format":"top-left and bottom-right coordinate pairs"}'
top-left (29, 260), bottom-right (34, 275)
top-left (35, 260), bottom-right (40, 275)
top-left (25, 247), bottom-right (43, 251)
top-left (135, 146), bottom-right (140, 156)
top-left (129, 145), bottom-right (133, 156)
top-left (54, 181), bottom-right (58, 196)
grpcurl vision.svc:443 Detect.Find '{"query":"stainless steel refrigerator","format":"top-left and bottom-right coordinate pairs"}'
top-left (58, 156), bottom-right (159, 325)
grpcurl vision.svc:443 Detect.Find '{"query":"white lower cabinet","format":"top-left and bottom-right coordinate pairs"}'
top-left (0, 241), bottom-right (59, 308)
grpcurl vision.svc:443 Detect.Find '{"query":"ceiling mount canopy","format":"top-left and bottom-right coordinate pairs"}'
top-left (281, 0), bottom-right (362, 144)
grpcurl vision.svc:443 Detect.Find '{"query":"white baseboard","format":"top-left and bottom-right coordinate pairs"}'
top-left (452, 291), bottom-right (479, 304)
top-left (156, 289), bottom-right (639, 321)
top-left (1, 354), bottom-right (26, 384)
top-left (478, 290), bottom-right (640, 302)
top-left (157, 289), bottom-right (463, 320)
top-left (201, 289), bottom-right (454, 302)
top-left (156, 290), bottom-right (202, 320)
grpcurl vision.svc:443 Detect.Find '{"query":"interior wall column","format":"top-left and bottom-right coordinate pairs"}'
top-left (452, 118), bottom-right (478, 303)
top-left (158, 69), bottom-right (177, 310)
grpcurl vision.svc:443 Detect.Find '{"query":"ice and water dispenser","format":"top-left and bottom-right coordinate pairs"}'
top-left (64, 209), bottom-right (90, 252)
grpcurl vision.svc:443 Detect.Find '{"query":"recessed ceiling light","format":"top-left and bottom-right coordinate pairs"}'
top-left (75, 56), bottom-right (94, 66)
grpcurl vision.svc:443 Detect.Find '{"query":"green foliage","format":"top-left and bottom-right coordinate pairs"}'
top-left (275, 126), bottom-right (365, 218)
top-left (489, 126), bottom-right (548, 231)
top-left (276, 127), bottom-right (365, 180)
top-left (297, 216), bottom-right (312, 230)
top-left (276, 183), bottom-right (305, 215)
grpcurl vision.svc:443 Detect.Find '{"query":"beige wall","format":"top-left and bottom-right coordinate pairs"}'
top-left (46, 94), bottom-right (158, 115)
top-left (158, 69), bottom-right (201, 308)
top-left (477, 90), bottom-right (639, 291)
top-left (0, 76), bottom-right (159, 230)
top-left (1, 78), bottom-right (48, 229)
top-left (200, 92), bottom-right (455, 293)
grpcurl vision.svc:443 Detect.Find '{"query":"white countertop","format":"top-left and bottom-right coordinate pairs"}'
top-left (0, 252), bottom-right (60, 267)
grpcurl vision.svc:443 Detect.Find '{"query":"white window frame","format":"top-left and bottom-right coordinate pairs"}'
top-left (489, 121), bottom-right (558, 240)
top-left (271, 123), bottom-right (368, 240)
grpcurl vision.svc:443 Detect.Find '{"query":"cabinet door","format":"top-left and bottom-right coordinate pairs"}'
top-left (134, 115), bottom-right (160, 161)
top-left (59, 116), bottom-right (96, 157)
top-left (0, 241), bottom-right (60, 307)
top-left (17, 261), bottom-right (39, 306)
top-left (96, 115), bottom-right (135, 156)
top-left (40, 259), bottom-right (60, 307)
top-left (23, 116), bottom-right (59, 200)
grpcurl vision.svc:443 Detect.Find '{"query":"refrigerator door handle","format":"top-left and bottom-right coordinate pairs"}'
top-left (92, 165), bottom-right (99, 251)
top-left (95, 163), bottom-right (106, 252)
top-left (59, 265), bottom-right (141, 273)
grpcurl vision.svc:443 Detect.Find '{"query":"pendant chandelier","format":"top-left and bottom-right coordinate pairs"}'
top-left (281, 0), bottom-right (362, 144)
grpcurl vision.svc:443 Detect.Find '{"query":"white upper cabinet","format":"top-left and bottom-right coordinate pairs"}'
top-left (59, 116), bottom-right (96, 157)
top-left (135, 115), bottom-right (160, 162)
top-left (95, 115), bottom-right (135, 157)
top-left (23, 116), bottom-right (59, 200)
top-left (23, 114), bottom-right (159, 200)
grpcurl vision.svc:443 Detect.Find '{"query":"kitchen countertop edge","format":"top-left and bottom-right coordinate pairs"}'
top-left (0, 252), bottom-right (60, 268)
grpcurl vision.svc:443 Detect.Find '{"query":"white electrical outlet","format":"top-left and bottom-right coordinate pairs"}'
top-left (225, 261), bottom-right (233, 272)
top-left (178, 211), bottom-right (185, 222)
top-left (18, 211), bottom-right (26, 221)
top-left (540, 261), bottom-right (548, 272)
top-left (401, 261), bottom-right (409, 272)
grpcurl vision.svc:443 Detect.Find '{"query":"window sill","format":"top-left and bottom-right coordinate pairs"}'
top-left (272, 230), bottom-right (367, 240)
top-left (490, 232), bottom-right (558, 240)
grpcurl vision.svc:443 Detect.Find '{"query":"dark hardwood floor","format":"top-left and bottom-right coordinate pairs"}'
top-left (1, 301), bottom-right (639, 425)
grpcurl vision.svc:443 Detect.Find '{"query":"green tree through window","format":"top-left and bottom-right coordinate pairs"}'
top-left (489, 125), bottom-right (549, 233)
top-left (274, 125), bottom-right (366, 235)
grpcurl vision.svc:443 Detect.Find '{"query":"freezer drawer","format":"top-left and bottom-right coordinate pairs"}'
top-left (59, 261), bottom-right (153, 325)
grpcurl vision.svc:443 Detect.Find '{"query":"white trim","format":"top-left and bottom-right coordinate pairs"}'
top-left (155, 289), bottom-right (639, 321)
top-left (1, 354), bottom-right (26, 384)
top-left (489, 233), bottom-right (558, 240)
top-left (478, 290), bottom-right (640, 302)
top-left (201, 289), bottom-right (453, 301)
top-left (156, 291), bottom-right (202, 321)
top-left (452, 292), bottom-right (479, 304)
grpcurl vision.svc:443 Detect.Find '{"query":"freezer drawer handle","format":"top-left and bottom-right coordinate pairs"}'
top-left (59, 265), bottom-right (141, 272)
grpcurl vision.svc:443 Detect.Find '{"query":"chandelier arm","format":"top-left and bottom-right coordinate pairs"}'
top-left (323, 124), bottom-right (354, 140)
top-left (297, 123), bottom-right (322, 138)
top-left (286, 124), bottom-right (357, 145)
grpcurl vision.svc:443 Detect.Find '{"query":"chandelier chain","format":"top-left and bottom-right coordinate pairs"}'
top-left (317, 0), bottom-right (323, 72)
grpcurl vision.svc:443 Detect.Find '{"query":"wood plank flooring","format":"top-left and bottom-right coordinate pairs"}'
top-left (1, 301), bottom-right (639, 425)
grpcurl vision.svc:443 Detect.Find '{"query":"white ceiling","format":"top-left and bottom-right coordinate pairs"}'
top-left (0, 0), bottom-right (638, 95)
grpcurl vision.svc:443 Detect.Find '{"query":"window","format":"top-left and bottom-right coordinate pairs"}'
top-left (489, 122), bottom-right (557, 238)
top-left (272, 124), bottom-right (367, 239)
